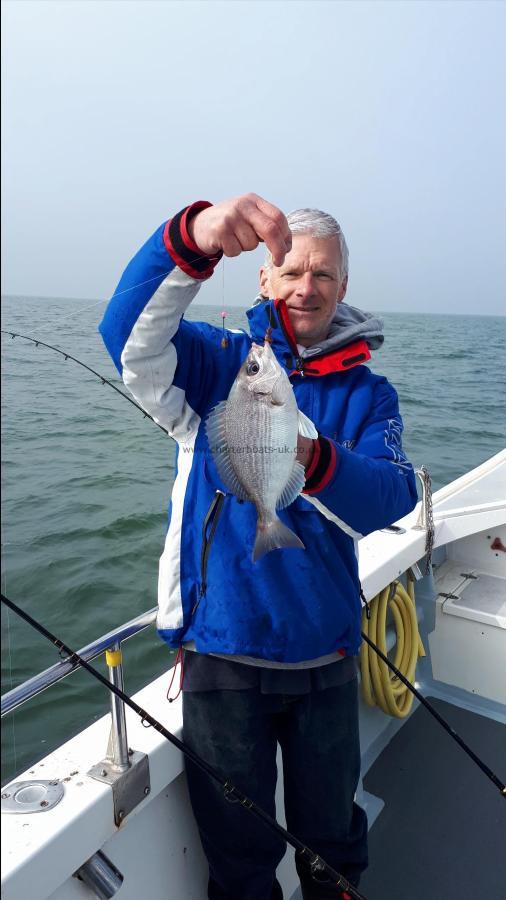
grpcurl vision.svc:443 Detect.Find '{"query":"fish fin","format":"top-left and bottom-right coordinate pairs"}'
top-left (205, 401), bottom-right (249, 500)
top-left (252, 517), bottom-right (305, 562)
top-left (297, 409), bottom-right (318, 439)
top-left (276, 460), bottom-right (306, 510)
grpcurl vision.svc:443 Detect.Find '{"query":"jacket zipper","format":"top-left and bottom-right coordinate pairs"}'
top-left (194, 490), bottom-right (226, 611)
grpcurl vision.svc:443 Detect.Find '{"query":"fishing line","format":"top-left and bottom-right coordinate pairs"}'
top-left (24, 297), bottom-right (113, 336)
top-left (220, 257), bottom-right (229, 348)
top-left (18, 244), bottom-right (223, 338)
top-left (17, 271), bottom-right (176, 337)
top-left (0, 592), bottom-right (364, 900)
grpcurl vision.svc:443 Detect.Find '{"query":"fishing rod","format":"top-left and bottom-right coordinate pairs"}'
top-left (3, 328), bottom-right (506, 798)
top-left (0, 593), bottom-right (364, 900)
top-left (1, 330), bottom-right (168, 435)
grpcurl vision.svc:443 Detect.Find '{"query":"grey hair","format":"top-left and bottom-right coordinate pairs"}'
top-left (264, 208), bottom-right (349, 281)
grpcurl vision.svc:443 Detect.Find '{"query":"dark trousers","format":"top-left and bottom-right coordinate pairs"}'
top-left (183, 678), bottom-right (368, 899)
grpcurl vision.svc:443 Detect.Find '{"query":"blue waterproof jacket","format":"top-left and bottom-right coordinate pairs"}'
top-left (99, 203), bottom-right (418, 663)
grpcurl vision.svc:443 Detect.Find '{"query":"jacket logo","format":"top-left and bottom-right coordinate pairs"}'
top-left (384, 417), bottom-right (411, 473)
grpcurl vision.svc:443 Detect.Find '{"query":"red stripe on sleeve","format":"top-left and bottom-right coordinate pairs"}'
top-left (180, 201), bottom-right (215, 254)
top-left (162, 220), bottom-right (201, 279)
top-left (304, 439), bottom-right (321, 482)
top-left (163, 201), bottom-right (222, 280)
top-left (304, 441), bottom-right (338, 495)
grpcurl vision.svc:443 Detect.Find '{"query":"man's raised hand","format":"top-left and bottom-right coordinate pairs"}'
top-left (188, 194), bottom-right (292, 267)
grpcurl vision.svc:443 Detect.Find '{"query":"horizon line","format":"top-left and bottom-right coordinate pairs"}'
top-left (1, 293), bottom-right (504, 319)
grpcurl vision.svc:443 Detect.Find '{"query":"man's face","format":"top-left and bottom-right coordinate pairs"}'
top-left (259, 234), bottom-right (348, 347)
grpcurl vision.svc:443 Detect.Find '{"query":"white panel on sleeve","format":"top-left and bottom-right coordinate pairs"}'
top-left (121, 267), bottom-right (202, 441)
top-left (157, 428), bottom-right (199, 631)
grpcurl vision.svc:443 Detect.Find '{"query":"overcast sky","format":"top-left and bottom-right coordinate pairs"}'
top-left (2, 0), bottom-right (505, 314)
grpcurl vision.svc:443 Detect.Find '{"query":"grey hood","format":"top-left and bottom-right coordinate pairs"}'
top-left (252, 295), bottom-right (384, 359)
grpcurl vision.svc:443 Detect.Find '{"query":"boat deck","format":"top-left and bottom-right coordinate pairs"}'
top-left (359, 697), bottom-right (506, 900)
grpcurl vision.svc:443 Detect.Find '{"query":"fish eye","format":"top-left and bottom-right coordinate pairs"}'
top-left (247, 361), bottom-right (260, 376)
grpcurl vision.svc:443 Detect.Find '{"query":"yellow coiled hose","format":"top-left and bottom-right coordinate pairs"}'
top-left (360, 576), bottom-right (425, 718)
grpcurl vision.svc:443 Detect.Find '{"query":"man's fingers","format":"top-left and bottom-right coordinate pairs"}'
top-left (255, 196), bottom-right (292, 251)
top-left (234, 222), bottom-right (261, 253)
top-left (221, 234), bottom-right (243, 258)
top-left (247, 207), bottom-right (290, 267)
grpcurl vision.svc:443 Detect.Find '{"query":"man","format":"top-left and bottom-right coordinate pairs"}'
top-left (99, 193), bottom-right (417, 899)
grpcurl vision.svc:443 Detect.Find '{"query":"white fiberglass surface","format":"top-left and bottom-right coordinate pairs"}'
top-left (445, 574), bottom-right (506, 628)
top-left (433, 453), bottom-right (506, 513)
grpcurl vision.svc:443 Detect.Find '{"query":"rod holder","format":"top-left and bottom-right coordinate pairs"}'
top-left (106, 642), bottom-right (130, 772)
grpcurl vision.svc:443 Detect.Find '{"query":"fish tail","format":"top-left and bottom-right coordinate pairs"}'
top-left (252, 516), bottom-right (305, 562)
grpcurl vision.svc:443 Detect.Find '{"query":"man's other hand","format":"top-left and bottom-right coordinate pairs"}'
top-left (296, 436), bottom-right (315, 472)
top-left (188, 193), bottom-right (292, 267)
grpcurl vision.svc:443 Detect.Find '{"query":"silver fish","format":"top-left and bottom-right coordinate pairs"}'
top-left (206, 340), bottom-right (317, 561)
